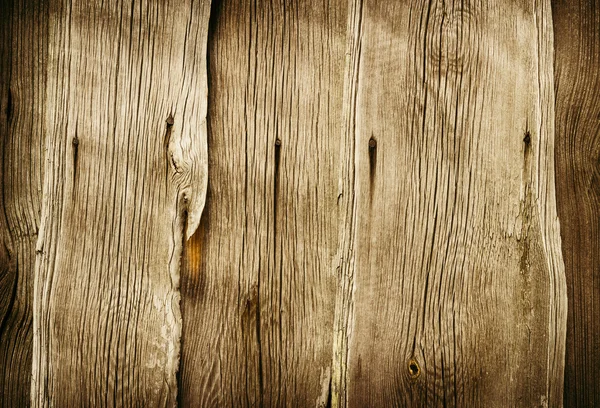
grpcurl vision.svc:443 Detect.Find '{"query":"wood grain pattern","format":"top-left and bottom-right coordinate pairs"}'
top-left (334, 0), bottom-right (567, 406)
top-left (0, 1), bottom-right (48, 406)
top-left (553, 1), bottom-right (600, 406)
top-left (180, 0), bottom-right (347, 406)
top-left (0, 0), bottom-right (585, 406)
top-left (31, 0), bottom-right (210, 406)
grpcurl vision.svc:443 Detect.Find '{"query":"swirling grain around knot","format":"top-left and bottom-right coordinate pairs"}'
top-left (427, 6), bottom-right (478, 76)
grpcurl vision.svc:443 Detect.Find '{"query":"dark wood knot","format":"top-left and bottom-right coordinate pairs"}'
top-left (408, 359), bottom-right (421, 379)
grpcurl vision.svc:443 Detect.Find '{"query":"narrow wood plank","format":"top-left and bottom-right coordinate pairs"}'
top-left (0, 1), bottom-right (48, 406)
top-left (31, 0), bottom-right (210, 406)
top-left (180, 0), bottom-right (347, 405)
top-left (552, 1), bottom-right (600, 406)
top-left (334, 0), bottom-right (567, 406)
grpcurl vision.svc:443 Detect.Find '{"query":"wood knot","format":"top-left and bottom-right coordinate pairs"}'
top-left (368, 137), bottom-right (377, 149)
top-left (408, 359), bottom-right (421, 379)
top-left (427, 5), bottom-right (477, 76)
top-left (166, 114), bottom-right (174, 126)
top-left (523, 130), bottom-right (531, 145)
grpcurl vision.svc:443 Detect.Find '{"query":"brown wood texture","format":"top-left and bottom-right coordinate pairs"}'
top-left (0, 0), bottom-right (589, 406)
top-left (553, 0), bottom-right (600, 406)
top-left (0, 1), bottom-right (47, 406)
top-left (31, 0), bottom-right (210, 406)
top-left (180, 0), bottom-right (347, 406)
top-left (334, 0), bottom-right (567, 406)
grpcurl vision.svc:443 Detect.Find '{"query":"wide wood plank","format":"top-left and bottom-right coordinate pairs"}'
top-left (31, 0), bottom-right (210, 405)
top-left (333, 0), bottom-right (567, 406)
top-left (180, 0), bottom-right (347, 406)
top-left (553, 1), bottom-right (600, 406)
top-left (0, 1), bottom-right (47, 406)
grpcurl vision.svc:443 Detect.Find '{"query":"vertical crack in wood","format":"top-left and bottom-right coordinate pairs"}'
top-left (368, 135), bottom-right (376, 203)
top-left (316, 366), bottom-right (332, 408)
top-left (176, 1), bottom-right (215, 406)
top-left (5, 87), bottom-right (12, 120)
top-left (72, 129), bottom-right (79, 199)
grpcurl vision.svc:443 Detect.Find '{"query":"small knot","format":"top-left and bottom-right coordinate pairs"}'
top-left (166, 114), bottom-right (174, 126)
top-left (72, 137), bottom-right (79, 146)
top-left (275, 138), bottom-right (281, 146)
top-left (408, 359), bottom-right (420, 379)
top-left (523, 131), bottom-right (531, 145)
top-left (368, 137), bottom-right (377, 148)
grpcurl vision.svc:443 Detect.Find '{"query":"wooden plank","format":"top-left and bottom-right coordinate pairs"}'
top-left (0, 1), bottom-right (48, 406)
top-left (179, 0), bottom-right (347, 406)
top-left (552, 1), bottom-right (600, 406)
top-left (31, 0), bottom-right (210, 405)
top-left (333, 0), bottom-right (567, 406)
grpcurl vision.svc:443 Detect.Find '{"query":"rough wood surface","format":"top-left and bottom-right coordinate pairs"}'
top-left (0, 0), bottom-right (584, 406)
top-left (0, 1), bottom-right (48, 406)
top-left (31, 0), bottom-right (210, 406)
top-left (334, 0), bottom-right (567, 406)
top-left (553, 1), bottom-right (600, 406)
top-left (179, 0), bottom-right (347, 406)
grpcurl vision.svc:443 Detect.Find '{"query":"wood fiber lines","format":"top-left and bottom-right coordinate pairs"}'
top-left (553, 0), bottom-right (600, 406)
top-left (180, 0), bottom-right (347, 406)
top-left (0, 1), bottom-right (48, 406)
top-left (335, 0), bottom-right (566, 406)
top-left (0, 0), bottom-right (578, 406)
top-left (31, 0), bottom-right (210, 406)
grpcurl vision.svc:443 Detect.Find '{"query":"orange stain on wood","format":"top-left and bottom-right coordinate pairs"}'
top-left (186, 221), bottom-right (204, 279)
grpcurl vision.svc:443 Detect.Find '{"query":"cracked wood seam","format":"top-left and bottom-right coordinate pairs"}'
top-left (31, 0), bottom-right (210, 406)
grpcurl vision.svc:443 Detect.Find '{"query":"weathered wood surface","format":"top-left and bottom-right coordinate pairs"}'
top-left (31, 0), bottom-right (210, 406)
top-left (553, 0), bottom-right (600, 406)
top-left (0, 0), bottom-right (587, 406)
top-left (334, 0), bottom-right (567, 406)
top-left (180, 0), bottom-right (347, 406)
top-left (0, 1), bottom-right (47, 406)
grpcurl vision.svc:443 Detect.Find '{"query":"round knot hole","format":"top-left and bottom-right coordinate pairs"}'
top-left (408, 359), bottom-right (420, 378)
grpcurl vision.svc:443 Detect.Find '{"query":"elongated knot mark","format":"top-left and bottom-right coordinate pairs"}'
top-left (368, 136), bottom-right (377, 189)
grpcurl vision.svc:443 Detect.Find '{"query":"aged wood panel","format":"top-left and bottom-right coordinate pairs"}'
top-left (0, 1), bottom-right (47, 406)
top-left (31, 0), bottom-right (210, 406)
top-left (179, 0), bottom-right (347, 406)
top-left (553, 1), bottom-right (600, 406)
top-left (334, 0), bottom-right (567, 406)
